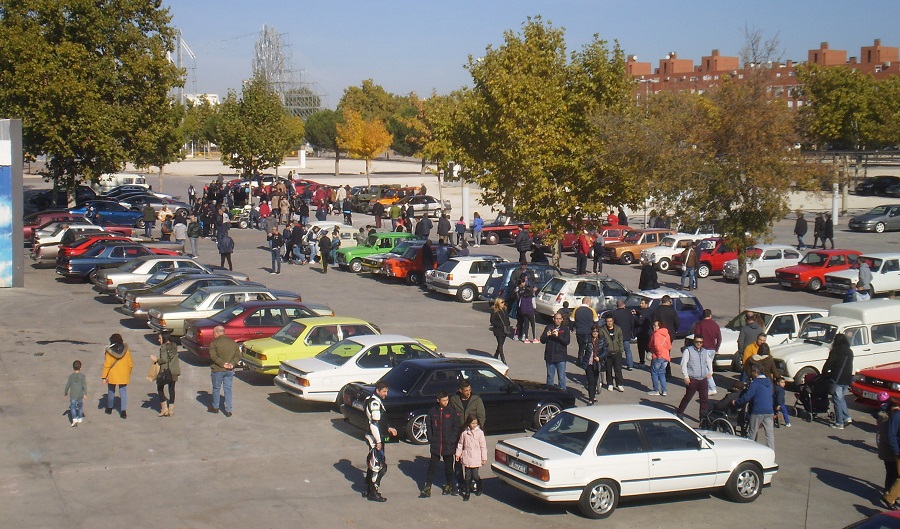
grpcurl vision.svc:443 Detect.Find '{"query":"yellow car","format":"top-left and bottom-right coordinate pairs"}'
top-left (241, 316), bottom-right (390, 375)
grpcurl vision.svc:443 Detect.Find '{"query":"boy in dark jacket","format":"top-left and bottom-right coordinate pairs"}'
top-left (420, 391), bottom-right (461, 498)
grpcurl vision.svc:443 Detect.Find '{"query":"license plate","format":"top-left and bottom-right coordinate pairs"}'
top-left (508, 458), bottom-right (529, 474)
top-left (487, 287), bottom-right (494, 295)
top-left (779, 281), bottom-right (792, 288)
top-left (863, 390), bottom-right (880, 401)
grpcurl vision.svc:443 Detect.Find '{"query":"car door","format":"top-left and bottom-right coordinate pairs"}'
top-left (866, 323), bottom-right (900, 370)
top-left (767, 314), bottom-right (797, 346)
top-left (600, 279), bottom-right (630, 310)
top-left (639, 419), bottom-right (718, 493)
top-left (594, 421), bottom-right (650, 496)
top-left (673, 297), bottom-right (702, 336)
top-left (759, 249), bottom-right (784, 277)
top-left (337, 324), bottom-right (378, 341)
top-left (243, 306), bottom-right (287, 338)
top-left (456, 366), bottom-right (519, 431)
top-left (889, 207), bottom-right (900, 230)
top-left (574, 280), bottom-right (604, 310)
top-left (878, 259), bottom-right (900, 292)
top-left (148, 260), bottom-right (177, 275)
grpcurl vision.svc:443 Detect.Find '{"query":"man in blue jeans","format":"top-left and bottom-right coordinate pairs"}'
top-left (540, 312), bottom-right (570, 389)
top-left (823, 333), bottom-right (854, 429)
top-left (209, 325), bottom-right (241, 417)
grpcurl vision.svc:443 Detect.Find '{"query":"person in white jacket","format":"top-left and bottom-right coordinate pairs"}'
top-left (455, 415), bottom-right (487, 501)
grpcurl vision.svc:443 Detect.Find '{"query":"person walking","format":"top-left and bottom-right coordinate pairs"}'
top-left (574, 229), bottom-right (590, 275)
top-left (455, 415), bottom-right (487, 501)
top-left (141, 204), bottom-right (156, 238)
top-left (692, 309), bottom-right (722, 395)
top-left (319, 231), bottom-right (332, 274)
top-left (151, 331), bottom-right (180, 417)
top-left (217, 232), bottom-right (234, 271)
top-left (455, 217), bottom-right (467, 246)
top-left (611, 299), bottom-right (636, 370)
top-left (823, 333), bottom-right (854, 429)
top-left (823, 213), bottom-right (835, 249)
top-left (571, 297), bottom-right (599, 360)
top-left (187, 184), bottom-right (197, 206)
top-left (65, 360), bottom-right (87, 426)
top-left (813, 212), bottom-right (824, 248)
top-left (516, 278), bottom-right (537, 343)
top-left (635, 299), bottom-right (654, 366)
top-left (437, 214), bottom-right (452, 244)
top-left (208, 325), bottom-right (240, 417)
top-left (648, 320), bottom-right (671, 396)
top-left (580, 324), bottom-right (608, 404)
top-left (267, 227), bottom-right (283, 274)
top-left (680, 241), bottom-right (699, 291)
top-left (363, 381), bottom-right (397, 502)
top-left (733, 365), bottom-right (775, 449)
top-left (515, 225), bottom-right (533, 263)
top-left (472, 213), bottom-right (483, 246)
top-left (875, 392), bottom-right (898, 494)
top-left (676, 335), bottom-right (713, 421)
top-left (172, 218), bottom-right (187, 251)
top-left (592, 232), bottom-right (605, 274)
top-left (489, 298), bottom-right (512, 363)
top-left (794, 212), bottom-right (808, 250)
top-left (638, 261), bottom-right (659, 290)
top-left (540, 312), bottom-right (570, 390)
top-left (420, 391), bottom-right (461, 498)
top-left (186, 214), bottom-right (201, 257)
top-left (102, 333), bottom-right (134, 419)
top-left (603, 315), bottom-right (626, 392)
top-left (736, 312), bottom-right (763, 380)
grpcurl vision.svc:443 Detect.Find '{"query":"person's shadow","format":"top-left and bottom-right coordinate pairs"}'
top-left (810, 467), bottom-right (881, 502)
top-left (334, 458), bottom-right (367, 497)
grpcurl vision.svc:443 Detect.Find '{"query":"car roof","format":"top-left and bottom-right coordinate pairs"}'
top-left (398, 358), bottom-right (498, 369)
top-left (287, 316), bottom-right (372, 325)
top-left (227, 300), bottom-right (311, 310)
top-left (748, 244), bottom-right (798, 250)
top-left (802, 249), bottom-right (862, 255)
top-left (744, 305), bottom-right (827, 314)
top-left (634, 288), bottom-right (697, 300)
top-left (564, 404), bottom-right (677, 423)
top-left (344, 334), bottom-right (420, 346)
top-left (133, 254), bottom-right (197, 263)
top-left (860, 253), bottom-right (900, 259)
top-left (446, 255), bottom-right (505, 262)
top-left (553, 274), bottom-right (620, 282)
top-left (194, 285), bottom-right (272, 295)
top-left (493, 262), bottom-right (557, 270)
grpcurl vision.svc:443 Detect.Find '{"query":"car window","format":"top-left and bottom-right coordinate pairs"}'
top-left (797, 313), bottom-right (821, 329)
top-left (676, 298), bottom-right (698, 312)
top-left (769, 315), bottom-right (795, 335)
top-left (126, 247), bottom-right (147, 257)
top-left (533, 413), bottom-right (599, 455)
top-left (419, 369), bottom-right (463, 396)
top-left (645, 233), bottom-right (658, 244)
top-left (459, 368), bottom-right (508, 394)
top-left (847, 254), bottom-right (859, 266)
top-left (827, 254), bottom-right (846, 267)
top-left (871, 323), bottom-right (899, 345)
top-left (640, 419), bottom-right (701, 452)
top-left (602, 280), bottom-right (630, 298)
top-left (283, 307), bottom-right (314, 320)
top-left (379, 238), bottom-right (394, 249)
top-left (541, 278), bottom-right (566, 295)
top-left (110, 247), bottom-right (125, 258)
top-left (574, 281), bottom-right (602, 296)
top-left (357, 345), bottom-right (393, 369)
top-left (784, 250), bottom-right (801, 260)
top-left (211, 305), bottom-right (245, 324)
top-left (762, 249), bottom-right (781, 260)
top-left (884, 260), bottom-right (900, 274)
top-left (340, 324), bottom-right (377, 340)
top-left (179, 261), bottom-right (203, 270)
top-left (597, 421), bottom-right (644, 456)
top-left (390, 343), bottom-right (434, 361)
top-left (306, 325), bottom-right (339, 346)
top-left (214, 294), bottom-right (242, 311)
top-left (245, 308), bottom-right (284, 327)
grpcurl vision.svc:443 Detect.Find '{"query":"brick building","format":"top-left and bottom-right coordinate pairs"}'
top-left (629, 39), bottom-right (900, 109)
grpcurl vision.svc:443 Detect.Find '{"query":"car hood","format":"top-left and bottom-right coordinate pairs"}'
top-left (825, 269), bottom-right (858, 281)
top-left (851, 213), bottom-right (884, 222)
top-left (858, 362), bottom-right (900, 378)
top-left (499, 436), bottom-right (583, 460)
top-left (776, 264), bottom-right (820, 274)
top-left (697, 431), bottom-right (773, 453)
top-left (771, 340), bottom-right (830, 363)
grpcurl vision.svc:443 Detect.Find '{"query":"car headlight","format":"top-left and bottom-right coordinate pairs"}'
top-left (892, 382), bottom-right (900, 392)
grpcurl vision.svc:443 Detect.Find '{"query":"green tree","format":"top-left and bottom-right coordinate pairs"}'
top-left (338, 79), bottom-right (398, 122)
top-left (216, 76), bottom-right (305, 177)
top-left (336, 108), bottom-right (392, 180)
top-left (0, 0), bottom-right (184, 202)
top-left (183, 96), bottom-right (218, 157)
top-left (796, 64), bottom-right (878, 150)
top-left (130, 101), bottom-right (186, 193)
top-left (305, 109), bottom-right (343, 176)
top-left (449, 17), bottom-right (633, 253)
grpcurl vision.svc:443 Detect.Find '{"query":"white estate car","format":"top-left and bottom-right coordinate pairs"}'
top-left (425, 255), bottom-right (507, 302)
top-left (825, 253), bottom-right (900, 296)
top-left (722, 244), bottom-right (803, 285)
top-left (273, 334), bottom-right (509, 403)
top-left (639, 233), bottom-right (708, 272)
top-left (306, 221), bottom-right (358, 248)
top-left (535, 275), bottom-right (631, 319)
top-left (492, 405), bottom-right (777, 519)
top-left (716, 306), bottom-right (828, 371)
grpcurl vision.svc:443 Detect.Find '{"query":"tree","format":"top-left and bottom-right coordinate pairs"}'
top-left (0, 0), bottom-right (184, 202)
top-left (336, 108), bottom-right (392, 181)
top-left (130, 101), bottom-right (186, 193)
top-left (216, 75), bottom-right (305, 177)
top-left (449, 17), bottom-right (634, 250)
top-left (796, 65), bottom-right (878, 150)
top-left (183, 96), bottom-right (218, 158)
top-left (338, 79), bottom-right (398, 122)
top-left (305, 109), bottom-right (343, 176)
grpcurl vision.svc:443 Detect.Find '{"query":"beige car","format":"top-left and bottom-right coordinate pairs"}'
top-left (603, 228), bottom-right (676, 265)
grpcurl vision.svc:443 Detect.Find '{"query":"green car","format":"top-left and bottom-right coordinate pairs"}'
top-left (336, 231), bottom-right (416, 273)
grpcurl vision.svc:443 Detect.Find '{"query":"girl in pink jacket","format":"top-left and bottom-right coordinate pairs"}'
top-left (455, 415), bottom-right (487, 501)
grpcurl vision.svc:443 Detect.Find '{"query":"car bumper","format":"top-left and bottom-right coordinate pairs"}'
top-left (825, 282), bottom-right (851, 295)
top-left (148, 319), bottom-right (185, 336)
top-left (428, 281), bottom-right (457, 295)
top-left (118, 305), bottom-right (148, 319)
top-left (713, 353), bottom-right (735, 370)
top-left (776, 277), bottom-right (804, 289)
top-left (240, 355), bottom-right (278, 375)
top-left (850, 381), bottom-right (898, 407)
top-left (491, 464), bottom-right (582, 502)
top-left (180, 335), bottom-right (209, 359)
top-left (848, 221), bottom-right (874, 232)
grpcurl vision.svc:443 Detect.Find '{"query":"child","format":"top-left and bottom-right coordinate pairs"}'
top-left (65, 360), bottom-right (87, 426)
top-left (774, 377), bottom-right (791, 427)
top-left (560, 301), bottom-right (573, 331)
top-left (455, 415), bottom-right (487, 501)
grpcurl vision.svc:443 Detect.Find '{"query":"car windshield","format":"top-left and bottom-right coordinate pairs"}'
top-left (401, 246), bottom-right (419, 259)
top-left (868, 206), bottom-right (890, 215)
top-left (698, 240), bottom-right (718, 251)
top-left (623, 231), bottom-right (643, 243)
top-left (799, 321), bottom-right (837, 344)
top-left (436, 260), bottom-right (456, 272)
top-left (540, 277), bottom-right (566, 295)
top-left (315, 340), bottom-right (366, 366)
top-left (725, 311), bottom-right (774, 331)
top-left (624, 294), bottom-right (651, 306)
top-left (534, 412), bottom-right (599, 455)
top-left (390, 241), bottom-right (418, 256)
top-left (82, 245), bottom-right (108, 257)
top-left (179, 290), bottom-right (211, 310)
top-left (658, 237), bottom-right (676, 248)
top-left (272, 321), bottom-right (306, 345)
top-left (867, 257), bottom-right (884, 271)
top-left (117, 259), bottom-right (144, 272)
top-left (489, 266), bottom-right (511, 279)
top-left (378, 363), bottom-right (424, 395)
top-left (146, 270), bottom-right (173, 286)
top-left (799, 252), bottom-right (827, 266)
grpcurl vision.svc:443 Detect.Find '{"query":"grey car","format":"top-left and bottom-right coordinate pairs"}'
top-left (120, 274), bottom-right (253, 319)
top-left (848, 204), bottom-right (900, 233)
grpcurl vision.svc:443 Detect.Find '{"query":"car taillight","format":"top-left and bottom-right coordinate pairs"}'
top-left (196, 329), bottom-right (203, 341)
top-left (529, 465), bottom-right (550, 482)
top-left (158, 319), bottom-right (166, 327)
top-left (298, 378), bottom-right (310, 387)
top-left (555, 294), bottom-right (563, 303)
top-left (447, 273), bottom-right (453, 281)
top-left (495, 449), bottom-right (508, 464)
top-left (132, 302), bottom-right (140, 310)
top-left (106, 279), bottom-right (113, 286)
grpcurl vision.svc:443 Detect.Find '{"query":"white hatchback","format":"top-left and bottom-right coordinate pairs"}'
top-left (722, 244), bottom-right (803, 285)
top-left (535, 275), bottom-right (631, 319)
top-left (425, 255), bottom-right (506, 302)
top-left (492, 405), bottom-right (778, 519)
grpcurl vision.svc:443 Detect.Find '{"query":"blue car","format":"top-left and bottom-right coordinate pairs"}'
top-left (70, 200), bottom-right (143, 228)
top-left (56, 242), bottom-right (157, 280)
top-left (600, 289), bottom-right (703, 338)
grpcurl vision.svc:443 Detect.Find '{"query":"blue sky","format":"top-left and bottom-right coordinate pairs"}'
top-left (168, 1), bottom-right (899, 108)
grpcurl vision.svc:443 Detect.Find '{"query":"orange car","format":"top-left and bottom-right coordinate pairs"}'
top-left (381, 243), bottom-right (459, 286)
top-left (368, 186), bottom-right (420, 215)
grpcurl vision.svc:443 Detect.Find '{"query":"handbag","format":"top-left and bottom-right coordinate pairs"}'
top-left (158, 367), bottom-right (174, 385)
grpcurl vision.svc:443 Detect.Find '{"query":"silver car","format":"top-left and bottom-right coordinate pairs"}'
top-left (848, 204), bottom-right (900, 233)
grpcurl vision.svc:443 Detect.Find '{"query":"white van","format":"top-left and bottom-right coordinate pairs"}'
top-left (93, 173), bottom-right (149, 193)
top-left (771, 299), bottom-right (900, 383)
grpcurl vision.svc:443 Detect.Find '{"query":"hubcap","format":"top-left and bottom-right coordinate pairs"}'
top-left (538, 404), bottom-right (561, 425)
top-left (412, 416), bottom-right (428, 442)
top-left (590, 484), bottom-right (615, 514)
top-left (736, 470), bottom-right (760, 498)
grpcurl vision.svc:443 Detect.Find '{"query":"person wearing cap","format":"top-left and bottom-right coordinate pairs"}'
top-left (874, 392), bottom-right (898, 495)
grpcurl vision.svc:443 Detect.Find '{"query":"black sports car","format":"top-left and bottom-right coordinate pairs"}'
top-left (340, 358), bottom-right (576, 445)
top-left (856, 175), bottom-right (900, 196)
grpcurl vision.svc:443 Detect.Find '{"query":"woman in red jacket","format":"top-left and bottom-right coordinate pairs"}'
top-left (648, 321), bottom-right (671, 396)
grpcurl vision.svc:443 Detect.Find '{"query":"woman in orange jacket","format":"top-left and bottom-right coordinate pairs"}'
top-left (648, 321), bottom-right (671, 396)
top-left (102, 333), bottom-right (134, 419)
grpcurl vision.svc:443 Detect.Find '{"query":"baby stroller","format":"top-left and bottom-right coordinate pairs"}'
top-left (794, 373), bottom-right (834, 423)
top-left (698, 386), bottom-right (749, 437)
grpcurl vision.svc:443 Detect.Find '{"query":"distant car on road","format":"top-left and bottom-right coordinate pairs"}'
top-left (848, 205), bottom-right (900, 233)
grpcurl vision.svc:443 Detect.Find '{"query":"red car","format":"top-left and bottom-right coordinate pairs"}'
top-left (775, 249), bottom-right (862, 292)
top-left (181, 301), bottom-right (328, 360)
top-left (850, 362), bottom-right (900, 407)
top-left (23, 211), bottom-right (84, 242)
top-left (56, 234), bottom-right (130, 260)
top-left (673, 237), bottom-right (736, 277)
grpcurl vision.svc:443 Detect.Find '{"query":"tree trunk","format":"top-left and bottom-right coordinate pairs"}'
top-left (334, 150), bottom-right (340, 177)
top-left (420, 157), bottom-right (427, 175)
top-left (157, 166), bottom-right (165, 193)
top-left (365, 157), bottom-right (371, 175)
top-left (737, 249), bottom-right (749, 312)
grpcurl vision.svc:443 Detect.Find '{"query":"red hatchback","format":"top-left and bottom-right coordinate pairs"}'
top-left (775, 249), bottom-right (862, 292)
top-left (673, 237), bottom-right (737, 278)
top-left (56, 234), bottom-right (131, 260)
top-left (851, 362), bottom-right (900, 407)
top-left (182, 301), bottom-right (328, 360)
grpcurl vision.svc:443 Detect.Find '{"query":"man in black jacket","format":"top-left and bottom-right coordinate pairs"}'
top-left (319, 232), bottom-right (332, 274)
top-left (794, 212), bottom-right (808, 250)
top-left (823, 333), bottom-right (854, 429)
top-left (611, 300), bottom-right (637, 370)
top-left (541, 312), bottom-right (571, 390)
top-left (515, 226), bottom-right (532, 262)
top-left (420, 392), bottom-right (461, 498)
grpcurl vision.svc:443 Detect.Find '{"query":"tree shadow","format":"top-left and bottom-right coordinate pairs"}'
top-left (827, 435), bottom-right (877, 455)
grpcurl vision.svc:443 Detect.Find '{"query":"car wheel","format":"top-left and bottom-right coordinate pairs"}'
top-left (533, 402), bottom-right (562, 429)
top-left (485, 232), bottom-right (499, 245)
top-left (135, 219), bottom-right (145, 229)
top-left (731, 351), bottom-right (743, 373)
top-left (875, 222), bottom-right (886, 233)
top-left (619, 252), bottom-right (633, 265)
top-left (405, 413), bottom-right (429, 445)
top-left (725, 462), bottom-right (763, 503)
top-left (746, 271), bottom-right (759, 285)
top-left (806, 277), bottom-right (823, 292)
top-left (176, 208), bottom-right (189, 217)
top-left (697, 263), bottom-right (711, 278)
top-left (349, 259), bottom-right (363, 273)
top-left (456, 284), bottom-right (477, 303)
top-left (578, 479), bottom-right (619, 519)
top-left (407, 271), bottom-right (422, 285)
top-left (793, 366), bottom-right (818, 389)
top-left (656, 258), bottom-right (671, 271)
top-left (238, 219), bottom-right (249, 229)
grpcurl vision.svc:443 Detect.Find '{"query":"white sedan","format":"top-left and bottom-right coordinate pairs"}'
top-left (273, 334), bottom-right (508, 403)
top-left (492, 404), bottom-right (778, 519)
